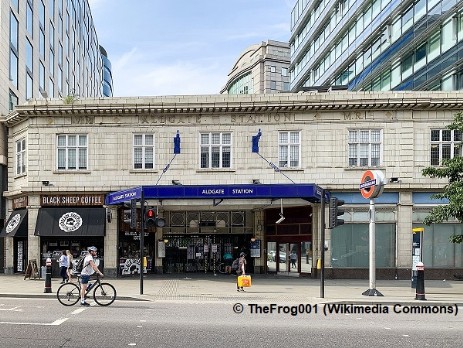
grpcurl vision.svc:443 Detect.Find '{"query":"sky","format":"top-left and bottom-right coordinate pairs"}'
top-left (88, 0), bottom-right (296, 97)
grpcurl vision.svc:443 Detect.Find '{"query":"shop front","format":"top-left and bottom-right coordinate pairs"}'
top-left (0, 208), bottom-right (28, 273)
top-left (264, 206), bottom-right (313, 276)
top-left (35, 194), bottom-right (106, 276)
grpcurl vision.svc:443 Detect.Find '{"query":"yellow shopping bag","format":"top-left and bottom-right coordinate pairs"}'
top-left (238, 275), bottom-right (252, 287)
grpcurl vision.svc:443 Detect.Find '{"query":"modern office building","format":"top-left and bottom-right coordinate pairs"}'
top-left (221, 40), bottom-right (290, 94)
top-left (0, 0), bottom-right (112, 270)
top-left (290, 0), bottom-right (463, 92)
top-left (2, 91), bottom-right (463, 279)
top-left (99, 45), bottom-right (113, 97)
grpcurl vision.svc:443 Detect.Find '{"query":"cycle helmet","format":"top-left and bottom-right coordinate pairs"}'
top-left (88, 246), bottom-right (98, 252)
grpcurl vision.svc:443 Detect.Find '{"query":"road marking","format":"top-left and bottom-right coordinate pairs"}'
top-left (0, 306), bottom-right (22, 312)
top-left (50, 318), bottom-right (69, 325)
top-left (72, 308), bottom-right (88, 315)
top-left (0, 318), bottom-right (69, 326)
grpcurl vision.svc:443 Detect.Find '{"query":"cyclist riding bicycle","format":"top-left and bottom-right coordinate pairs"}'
top-left (80, 246), bottom-right (104, 306)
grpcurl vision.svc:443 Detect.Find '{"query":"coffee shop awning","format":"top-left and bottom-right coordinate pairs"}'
top-left (0, 209), bottom-right (28, 237)
top-left (35, 207), bottom-right (105, 236)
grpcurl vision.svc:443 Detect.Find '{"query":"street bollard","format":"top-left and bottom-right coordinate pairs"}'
top-left (415, 262), bottom-right (426, 300)
top-left (44, 257), bottom-right (52, 293)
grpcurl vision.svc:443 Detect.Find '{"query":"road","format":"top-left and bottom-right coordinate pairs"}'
top-left (0, 297), bottom-right (462, 347)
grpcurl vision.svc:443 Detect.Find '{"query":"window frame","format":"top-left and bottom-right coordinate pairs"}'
top-left (430, 129), bottom-right (462, 166)
top-left (348, 129), bottom-right (383, 167)
top-left (278, 131), bottom-right (301, 168)
top-left (133, 133), bottom-right (155, 170)
top-left (200, 132), bottom-right (232, 169)
top-left (56, 134), bottom-right (88, 170)
top-left (16, 137), bottom-right (26, 176)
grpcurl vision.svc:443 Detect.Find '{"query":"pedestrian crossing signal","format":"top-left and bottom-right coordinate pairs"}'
top-left (145, 208), bottom-right (156, 227)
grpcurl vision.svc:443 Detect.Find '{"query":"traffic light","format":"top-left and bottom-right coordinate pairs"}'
top-left (329, 197), bottom-right (345, 229)
top-left (145, 207), bottom-right (156, 227)
top-left (122, 199), bottom-right (137, 229)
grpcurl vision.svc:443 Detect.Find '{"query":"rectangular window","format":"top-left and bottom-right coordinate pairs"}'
top-left (10, 12), bottom-right (19, 51)
top-left (279, 131), bottom-right (300, 168)
top-left (348, 129), bottom-right (382, 167)
top-left (200, 132), bottom-right (231, 169)
top-left (270, 66), bottom-right (276, 73)
top-left (49, 49), bottom-right (55, 77)
top-left (39, 62), bottom-right (45, 90)
top-left (27, 2), bottom-right (34, 37)
top-left (49, 0), bottom-right (55, 19)
top-left (9, 50), bottom-right (18, 88)
top-left (16, 138), bottom-right (26, 175)
top-left (57, 134), bottom-right (88, 170)
top-left (9, 90), bottom-right (18, 111)
top-left (270, 80), bottom-right (277, 90)
top-left (49, 78), bottom-right (54, 98)
top-left (282, 67), bottom-right (288, 77)
top-left (133, 134), bottom-right (154, 169)
top-left (11, 0), bottom-right (19, 12)
top-left (26, 73), bottom-right (33, 100)
top-left (39, 30), bottom-right (45, 58)
top-left (430, 129), bottom-right (462, 166)
top-left (39, 0), bottom-right (45, 28)
top-left (26, 40), bottom-right (33, 72)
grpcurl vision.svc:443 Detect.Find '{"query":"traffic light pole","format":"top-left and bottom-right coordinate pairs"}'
top-left (319, 189), bottom-right (325, 299)
top-left (139, 191), bottom-right (145, 295)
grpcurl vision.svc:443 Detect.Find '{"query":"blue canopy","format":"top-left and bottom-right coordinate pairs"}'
top-left (105, 184), bottom-right (323, 205)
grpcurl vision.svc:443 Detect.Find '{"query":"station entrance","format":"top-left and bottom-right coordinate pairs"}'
top-left (106, 184), bottom-right (323, 276)
top-left (162, 234), bottom-right (252, 274)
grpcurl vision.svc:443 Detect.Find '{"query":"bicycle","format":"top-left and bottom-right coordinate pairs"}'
top-left (56, 274), bottom-right (116, 306)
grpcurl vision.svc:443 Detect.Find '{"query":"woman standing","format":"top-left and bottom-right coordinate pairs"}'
top-left (236, 252), bottom-right (247, 292)
top-left (66, 250), bottom-right (73, 282)
top-left (58, 250), bottom-right (68, 284)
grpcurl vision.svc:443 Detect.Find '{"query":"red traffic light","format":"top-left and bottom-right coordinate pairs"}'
top-left (146, 209), bottom-right (155, 218)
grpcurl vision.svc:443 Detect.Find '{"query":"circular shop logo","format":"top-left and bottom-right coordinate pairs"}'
top-left (5, 213), bottom-right (21, 233)
top-left (59, 212), bottom-right (83, 232)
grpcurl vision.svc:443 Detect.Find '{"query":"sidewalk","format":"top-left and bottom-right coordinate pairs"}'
top-left (1, 273), bottom-right (463, 305)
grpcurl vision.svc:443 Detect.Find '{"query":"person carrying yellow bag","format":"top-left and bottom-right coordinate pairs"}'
top-left (236, 252), bottom-right (251, 292)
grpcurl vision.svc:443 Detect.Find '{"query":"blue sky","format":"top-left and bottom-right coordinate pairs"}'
top-left (88, 0), bottom-right (295, 97)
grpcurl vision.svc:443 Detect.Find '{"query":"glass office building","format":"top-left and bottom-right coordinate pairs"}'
top-left (290, 0), bottom-right (463, 91)
top-left (0, 0), bottom-right (112, 271)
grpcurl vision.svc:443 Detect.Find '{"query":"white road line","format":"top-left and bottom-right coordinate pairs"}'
top-left (0, 318), bottom-right (69, 326)
top-left (71, 307), bottom-right (88, 315)
top-left (0, 307), bottom-right (22, 312)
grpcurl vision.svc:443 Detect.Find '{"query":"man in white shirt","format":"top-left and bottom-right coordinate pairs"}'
top-left (80, 246), bottom-right (104, 306)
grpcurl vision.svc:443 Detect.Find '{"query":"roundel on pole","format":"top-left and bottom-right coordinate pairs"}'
top-left (359, 170), bottom-right (385, 199)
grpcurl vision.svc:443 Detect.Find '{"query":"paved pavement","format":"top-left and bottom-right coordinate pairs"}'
top-left (1, 273), bottom-right (463, 305)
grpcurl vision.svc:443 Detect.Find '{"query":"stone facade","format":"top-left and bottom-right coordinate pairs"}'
top-left (3, 91), bottom-right (463, 278)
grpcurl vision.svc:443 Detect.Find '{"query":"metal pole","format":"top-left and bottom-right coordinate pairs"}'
top-left (140, 191), bottom-right (145, 295)
top-left (369, 199), bottom-right (375, 290)
top-left (319, 189), bottom-right (325, 298)
top-left (362, 198), bottom-right (383, 296)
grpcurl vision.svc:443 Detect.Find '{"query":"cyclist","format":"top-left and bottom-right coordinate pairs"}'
top-left (80, 246), bottom-right (104, 306)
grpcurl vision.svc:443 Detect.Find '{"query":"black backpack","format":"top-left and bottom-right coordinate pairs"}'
top-left (74, 257), bottom-right (86, 273)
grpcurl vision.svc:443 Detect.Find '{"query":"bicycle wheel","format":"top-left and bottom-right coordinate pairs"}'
top-left (57, 283), bottom-right (80, 306)
top-left (93, 282), bottom-right (116, 306)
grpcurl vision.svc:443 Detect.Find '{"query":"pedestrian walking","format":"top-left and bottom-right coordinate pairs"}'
top-left (66, 250), bottom-right (74, 282)
top-left (58, 250), bottom-right (68, 284)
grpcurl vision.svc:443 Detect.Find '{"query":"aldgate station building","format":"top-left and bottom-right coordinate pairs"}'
top-left (1, 91), bottom-right (462, 279)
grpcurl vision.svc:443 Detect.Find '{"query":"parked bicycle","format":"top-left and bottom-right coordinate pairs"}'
top-left (57, 274), bottom-right (116, 306)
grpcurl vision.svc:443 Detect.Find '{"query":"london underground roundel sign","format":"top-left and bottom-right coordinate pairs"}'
top-left (359, 170), bottom-right (385, 199)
